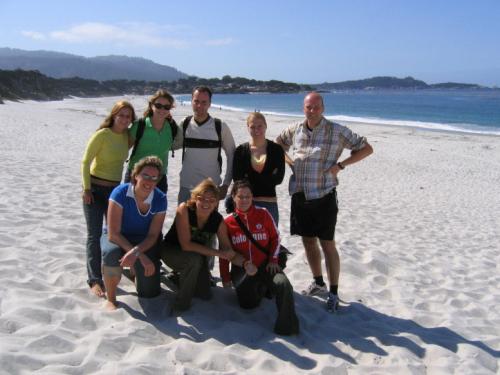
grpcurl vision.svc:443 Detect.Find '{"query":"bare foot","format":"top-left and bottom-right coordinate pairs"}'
top-left (90, 283), bottom-right (106, 298)
top-left (104, 300), bottom-right (118, 311)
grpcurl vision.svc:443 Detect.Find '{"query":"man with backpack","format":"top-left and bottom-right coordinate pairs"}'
top-left (175, 86), bottom-right (236, 204)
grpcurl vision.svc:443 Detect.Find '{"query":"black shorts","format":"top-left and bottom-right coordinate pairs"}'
top-left (290, 189), bottom-right (338, 241)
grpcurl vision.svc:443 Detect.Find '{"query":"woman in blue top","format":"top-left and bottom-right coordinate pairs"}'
top-left (101, 156), bottom-right (167, 311)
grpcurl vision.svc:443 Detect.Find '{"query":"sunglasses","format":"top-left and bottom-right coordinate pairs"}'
top-left (140, 173), bottom-right (160, 182)
top-left (196, 195), bottom-right (217, 204)
top-left (153, 103), bottom-right (172, 110)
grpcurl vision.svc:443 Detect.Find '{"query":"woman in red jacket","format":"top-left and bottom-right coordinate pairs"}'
top-left (221, 180), bottom-right (299, 335)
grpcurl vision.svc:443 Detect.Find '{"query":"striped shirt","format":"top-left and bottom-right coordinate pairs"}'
top-left (276, 117), bottom-right (367, 200)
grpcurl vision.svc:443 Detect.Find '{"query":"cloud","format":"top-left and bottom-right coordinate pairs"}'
top-left (22, 22), bottom-right (188, 48)
top-left (204, 37), bottom-right (235, 46)
top-left (21, 31), bottom-right (46, 40)
top-left (20, 22), bottom-right (234, 50)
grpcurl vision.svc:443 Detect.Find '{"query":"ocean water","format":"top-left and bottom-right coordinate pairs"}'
top-left (177, 90), bottom-right (500, 135)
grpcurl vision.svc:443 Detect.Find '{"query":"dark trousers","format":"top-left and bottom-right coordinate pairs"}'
top-left (160, 244), bottom-right (212, 311)
top-left (231, 266), bottom-right (300, 335)
top-left (83, 183), bottom-right (115, 287)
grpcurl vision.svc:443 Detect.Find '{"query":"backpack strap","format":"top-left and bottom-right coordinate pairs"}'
top-left (169, 118), bottom-right (178, 158)
top-left (127, 118), bottom-right (146, 162)
top-left (214, 118), bottom-right (222, 172)
top-left (181, 115), bottom-right (193, 163)
top-left (181, 116), bottom-right (223, 172)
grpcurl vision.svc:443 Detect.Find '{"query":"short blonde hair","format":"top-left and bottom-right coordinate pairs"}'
top-left (186, 178), bottom-right (219, 208)
top-left (130, 156), bottom-right (163, 184)
top-left (246, 112), bottom-right (267, 127)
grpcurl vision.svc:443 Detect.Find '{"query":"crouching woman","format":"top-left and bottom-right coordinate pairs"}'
top-left (161, 178), bottom-right (244, 314)
top-left (101, 156), bottom-right (166, 310)
top-left (221, 180), bottom-right (299, 335)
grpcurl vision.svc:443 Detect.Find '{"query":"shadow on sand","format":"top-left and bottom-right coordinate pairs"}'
top-left (119, 287), bottom-right (499, 369)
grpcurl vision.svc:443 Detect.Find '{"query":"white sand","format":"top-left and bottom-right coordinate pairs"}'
top-left (0, 95), bottom-right (499, 374)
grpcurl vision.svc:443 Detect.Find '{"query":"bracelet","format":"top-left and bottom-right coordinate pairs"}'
top-left (337, 162), bottom-right (345, 170)
top-left (131, 246), bottom-right (140, 257)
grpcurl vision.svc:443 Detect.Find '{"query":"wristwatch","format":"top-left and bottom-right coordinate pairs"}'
top-left (132, 247), bottom-right (140, 257)
top-left (337, 162), bottom-right (345, 170)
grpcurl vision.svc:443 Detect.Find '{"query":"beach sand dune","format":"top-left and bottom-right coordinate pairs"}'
top-left (0, 96), bottom-right (498, 374)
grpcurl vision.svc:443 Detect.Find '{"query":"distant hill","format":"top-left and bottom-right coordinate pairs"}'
top-left (314, 76), bottom-right (485, 90)
top-left (0, 47), bottom-right (188, 82)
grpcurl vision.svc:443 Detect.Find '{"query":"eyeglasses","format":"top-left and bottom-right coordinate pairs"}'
top-left (140, 173), bottom-right (160, 182)
top-left (196, 195), bottom-right (217, 204)
top-left (153, 103), bottom-right (172, 110)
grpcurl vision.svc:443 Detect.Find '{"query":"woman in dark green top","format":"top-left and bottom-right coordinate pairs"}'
top-left (161, 178), bottom-right (245, 313)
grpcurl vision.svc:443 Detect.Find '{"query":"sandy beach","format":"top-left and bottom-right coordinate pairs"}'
top-left (0, 95), bottom-right (499, 374)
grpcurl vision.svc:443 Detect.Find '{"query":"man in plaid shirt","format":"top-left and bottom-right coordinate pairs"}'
top-left (276, 92), bottom-right (373, 312)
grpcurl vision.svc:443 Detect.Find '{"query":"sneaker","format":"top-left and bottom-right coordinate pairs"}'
top-left (326, 293), bottom-right (339, 313)
top-left (166, 271), bottom-right (180, 287)
top-left (301, 281), bottom-right (328, 296)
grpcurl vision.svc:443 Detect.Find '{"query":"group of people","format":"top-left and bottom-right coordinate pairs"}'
top-left (81, 86), bottom-right (373, 335)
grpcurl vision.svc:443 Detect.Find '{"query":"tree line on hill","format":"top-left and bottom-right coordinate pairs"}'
top-left (0, 69), bottom-right (313, 103)
top-left (1, 69), bottom-right (493, 104)
top-left (315, 76), bottom-right (485, 90)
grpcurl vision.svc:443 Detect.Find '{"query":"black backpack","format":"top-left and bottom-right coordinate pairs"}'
top-left (181, 115), bottom-right (223, 172)
top-left (128, 117), bottom-right (178, 161)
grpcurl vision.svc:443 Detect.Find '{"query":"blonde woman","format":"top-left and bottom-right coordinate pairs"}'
top-left (161, 178), bottom-right (244, 313)
top-left (81, 101), bottom-right (135, 297)
top-left (230, 112), bottom-right (285, 224)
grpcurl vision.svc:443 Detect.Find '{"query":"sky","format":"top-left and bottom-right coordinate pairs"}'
top-left (1, 0), bottom-right (500, 86)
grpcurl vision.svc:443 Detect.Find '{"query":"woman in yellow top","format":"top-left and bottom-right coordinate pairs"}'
top-left (81, 101), bottom-right (136, 297)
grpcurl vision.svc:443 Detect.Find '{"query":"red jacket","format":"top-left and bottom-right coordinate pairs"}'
top-left (221, 205), bottom-right (280, 283)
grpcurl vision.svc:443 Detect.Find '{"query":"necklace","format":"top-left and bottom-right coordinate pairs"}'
top-left (251, 154), bottom-right (267, 164)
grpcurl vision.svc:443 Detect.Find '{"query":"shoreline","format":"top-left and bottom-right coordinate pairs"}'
top-left (177, 94), bottom-right (500, 137)
top-left (4, 94), bottom-right (500, 136)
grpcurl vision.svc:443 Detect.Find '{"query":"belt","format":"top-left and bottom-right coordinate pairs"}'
top-left (90, 175), bottom-right (120, 187)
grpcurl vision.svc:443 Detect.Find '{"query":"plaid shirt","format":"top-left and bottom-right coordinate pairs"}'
top-left (277, 117), bottom-right (367, 200)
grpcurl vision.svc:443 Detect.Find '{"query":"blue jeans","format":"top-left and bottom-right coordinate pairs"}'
top-left (101, 232), bottom-right (161, 298)
top-left (83, 183), bottom-right (115, 287)
top-left (254, 201), bottom-right (279, 225)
